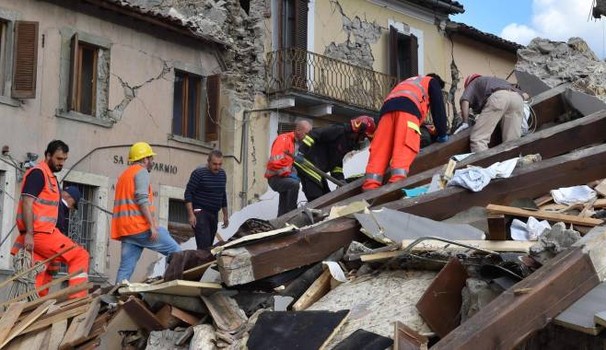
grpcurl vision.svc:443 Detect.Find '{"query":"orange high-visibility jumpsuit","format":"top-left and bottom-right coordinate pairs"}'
top-left (13, 162), bottom-right (89, 298)
top-left (363, 76), bottom-right (443, 190)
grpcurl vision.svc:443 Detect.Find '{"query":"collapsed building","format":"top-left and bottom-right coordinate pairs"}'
top-left (2, 36), bottom-right (606, 349)
top-left (2, 0), bottom-right (606, 348)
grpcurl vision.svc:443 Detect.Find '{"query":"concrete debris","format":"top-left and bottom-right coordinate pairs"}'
top-left (146, 329), bottom-right (189, 350)
top-left (530, 222), bottom-right (582, 264)
top-left (516, 37), bottom-right (606, 103)
top-left (460, 278), bottom-right (502, 323)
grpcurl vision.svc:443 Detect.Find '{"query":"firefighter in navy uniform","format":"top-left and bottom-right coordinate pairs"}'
top-left (295, 115), bottom-right (376, 202)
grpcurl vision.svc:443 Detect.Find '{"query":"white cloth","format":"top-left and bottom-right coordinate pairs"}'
top-left (551, 185), bottom-right (597, 205)
top-left (447, 167), bottom-right (492, 192)
top-left (453, 122), bottom-right (469, 135)
top-left (511, 217), bottom-right (551, 241)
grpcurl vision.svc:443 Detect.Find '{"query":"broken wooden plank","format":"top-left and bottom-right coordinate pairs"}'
top-left (394, 321), bottom-right (428, 350)
top-left (219, 142), bottom-right (606, 285)
top-left (0, 302), bottom-right (25, 347)
top-left (142, 293), bottom-right (208, 314)
top-left (183, 261), bottom-right (215, 281)
top-left (155, 304), bottom-right (200, 329)
top-left (487, 214), bottom-right (507, 240)
top-left (59, 297), bottom-right (101, 349)
top-left (383, 143), bottom-right (606, 221)
top-left (119, 280), bottom-right (221, 297)
top-left (0, 299), bottom-right (55, 349)
top-left (432, 247), bottom-right (599, 349)
top-left (291, 269), bottom-right (332, 311)
top-left (16, 283), bottom-right (92, 314)
top-left (416, 258), bottom-right (468, 338)
top-left (594, 179), bottom-right (606, 197)
top-left (554, 281), bottom-right (606, 335)
top-left (200, 292), bottom-right (247, 334)
top-left (96, 308), bottom-right (138, 350)
top-left (218, 217), bottom-right (363, 286)
top-left (122, 297), bottom-right (164, 332)
top-left (323, 109), bottom-right (606, 222)
top-left (0, 246), bottom-right (77, 291)
top-left (279, 110), bottom-right (606, 228)
top-left (44, 317), bottom-right (67, 350)
top-left (22, 304), bottom-right (89, 335)
top-left (5, 328), bottom-right (50, 350)
top-left (0, 269), bottom-right (84, 309)
top-left (486, 204), bottom-right (603, 227)
top-left (359, 240), bottom-right (534, 262)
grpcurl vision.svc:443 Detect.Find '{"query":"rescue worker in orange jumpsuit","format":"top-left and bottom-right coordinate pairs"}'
top-left (265, 118), bottom-right (313, 217)
top-left (112, 142), bottom-right (182, 283)
top-left (12, 140), bottom-right (89, 298)
top-left (362, 74), bottom-right (449, 191)
top-left (297, 115), bottom-right (376, 201)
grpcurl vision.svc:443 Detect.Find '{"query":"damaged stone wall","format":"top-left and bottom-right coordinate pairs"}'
top-left (516, 37), bottom-right (606, 103)
top-left (128, 0), bottom-right (271, 208)
top-left (130, 0), bottom-right (267, 102)
top-left (324, 0), bottom-right (382, 69)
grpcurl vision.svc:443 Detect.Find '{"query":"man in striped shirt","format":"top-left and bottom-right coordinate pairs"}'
top-left (184, 150), bottom-right (229, 250)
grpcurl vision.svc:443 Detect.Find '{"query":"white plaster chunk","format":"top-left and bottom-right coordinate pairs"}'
top-left (308, 270), bottom-right (436, 346)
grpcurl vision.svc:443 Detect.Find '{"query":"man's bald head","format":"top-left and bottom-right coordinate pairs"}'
top-left (294, 118), bottom-right (312, 141)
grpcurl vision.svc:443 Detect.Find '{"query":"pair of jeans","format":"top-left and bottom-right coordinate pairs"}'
top-left (115, 226), bottom-right (182, 283)
top-left (193, 210), bottom-right (218, 250)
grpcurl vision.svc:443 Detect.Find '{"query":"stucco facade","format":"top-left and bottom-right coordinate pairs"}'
top-left (0, 0), bottom-right (522, 286)
top-left (0, 0), bottom-right (248, 283)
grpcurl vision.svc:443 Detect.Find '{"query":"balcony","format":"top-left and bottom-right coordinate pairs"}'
top-left (266, 48), bottom-right (398, 113)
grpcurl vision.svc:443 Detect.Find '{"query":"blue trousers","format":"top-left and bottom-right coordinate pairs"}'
top-left (116, 226), bottom-right (182, 283)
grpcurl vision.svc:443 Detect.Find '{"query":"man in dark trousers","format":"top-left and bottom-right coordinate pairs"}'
top-left (57, 186), bottom-right (81, 235)
top-left (296, 115), bottom-right (376, 202)
top-left (185, 150), bottom-right (229, 250)
top-left (265, 118), bottom-right (313, 217)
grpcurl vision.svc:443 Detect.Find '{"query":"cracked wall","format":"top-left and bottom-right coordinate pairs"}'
top-left (324, 0), bottom-right (382, 69)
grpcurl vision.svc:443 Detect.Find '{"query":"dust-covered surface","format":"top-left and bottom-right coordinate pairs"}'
top-left (307, 269), bottom-right (437, 347)
top-left (516, 37), bottom-right (606, 103)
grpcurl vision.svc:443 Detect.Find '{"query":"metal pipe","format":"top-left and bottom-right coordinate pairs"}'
top-left (237, 107), bottom-right (276, 209)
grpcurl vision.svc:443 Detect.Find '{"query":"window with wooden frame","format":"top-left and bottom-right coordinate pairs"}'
top-left (389, 25), bottom-right (418, 81)
top-left (172, 70), bottom-right (220, 143)
top-left (0, 18), bottom-right (38, 100)
top-left (69, 34), bottom-right (99, 116)
top-left (278, 0), bottom-right (308, 89)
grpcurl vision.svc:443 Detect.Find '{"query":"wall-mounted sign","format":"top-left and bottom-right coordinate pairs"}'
top-left (113, 155), bottom-right (178, 174)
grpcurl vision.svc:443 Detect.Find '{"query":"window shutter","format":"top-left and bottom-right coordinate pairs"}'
top-left (11, 21), bottom-right (38, 99)
top-left (388, 26), bottom-right (398, 78)
top-left (409, 33), bottom-right (418, 77)
top-left (205, 74), bottom-right (220, 142)
top-left (68, 33), bottom-right (79, 110)
top-left (294, 0), bottom-right (308, 50)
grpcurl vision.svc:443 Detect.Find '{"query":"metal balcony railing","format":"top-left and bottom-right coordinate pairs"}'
top-left (266, 48), bottom-right (398, 111)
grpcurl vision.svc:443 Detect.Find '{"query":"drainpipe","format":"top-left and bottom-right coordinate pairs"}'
top-left (239, 107), bottom-right (276, 209)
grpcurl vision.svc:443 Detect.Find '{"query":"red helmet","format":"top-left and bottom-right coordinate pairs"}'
top-left (351, 115), bottom-right (376, 139)
top-left (464, 74), bottom-right (481, 88)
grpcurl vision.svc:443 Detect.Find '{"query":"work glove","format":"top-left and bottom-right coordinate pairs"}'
top-left (436, 134), bottom-right (449, 143)
top-left (453, 122), bottom-right (469, 135)
top-left (288, 173), bottom-right (300, 181)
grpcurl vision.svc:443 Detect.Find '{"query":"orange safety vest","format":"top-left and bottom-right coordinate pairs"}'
top-left (265, 132), bottom-right (296, 178)
top-left (16, 162), bottom-right (60, 234)
top-left (383, 76), bottom-right (432, 122)
top-left (111, 164), bottom-right (155, 239)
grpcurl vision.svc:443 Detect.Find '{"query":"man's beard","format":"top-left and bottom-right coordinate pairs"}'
top-left (49, 163), bottom-right (63, 172)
